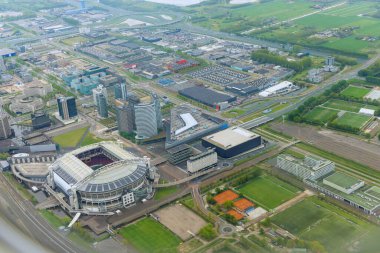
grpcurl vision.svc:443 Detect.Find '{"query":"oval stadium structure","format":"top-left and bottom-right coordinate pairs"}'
top-left (47, 142), bottom-right (156, 214)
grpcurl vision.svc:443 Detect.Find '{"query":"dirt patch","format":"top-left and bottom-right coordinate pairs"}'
top-left (154, 204), bottom-right (206, 240)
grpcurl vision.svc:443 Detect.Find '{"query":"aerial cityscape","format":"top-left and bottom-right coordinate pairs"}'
top-left (0, 0), bottom-right (380, 252)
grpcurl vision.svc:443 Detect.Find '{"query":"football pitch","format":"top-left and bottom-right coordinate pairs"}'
top-left (272, 197), bottom-right (379, 253)
top-left (303, 107), bottom-right (338, 124)
top-left (119, 217), bottom-right (181, 253)
top-left (237, 174), bottom-right (300, 210)
top-left (322, 99), bottom-right (378, 113)
top-left (340, 85), bottom-right (371, 99)
top-left (332, 112), bottom-right (372, 130)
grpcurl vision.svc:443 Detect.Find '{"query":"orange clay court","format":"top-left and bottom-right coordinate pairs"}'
top-left (234, 198), bottom-right (254, 212)
top-left (227, 210), bottom-right (244, 221)
top-left (213, 190), bottom-right (239, 204)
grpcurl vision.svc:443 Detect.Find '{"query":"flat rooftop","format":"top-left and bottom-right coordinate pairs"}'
top-left (203, 127), bottom-right (259, 149)
top-left (324, 172), bottom-right (362, 190)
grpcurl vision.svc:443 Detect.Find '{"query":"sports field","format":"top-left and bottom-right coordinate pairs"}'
top-left (340, 85), bottom-right (371, 99)
top-left (119, 218), bottom-right (181, 253)
top-left (272, 197), bottom-right (379, 253)
top-left (332, 112), bottom-right (372, 130)
top-left (322, 99), bottom-right (378, 113)
top-left (237, 174), bottom-right (299, 210)
top-left (303, 107), bottom-right (338, 124)
top-left (52, 127), bottom-right (88, 148)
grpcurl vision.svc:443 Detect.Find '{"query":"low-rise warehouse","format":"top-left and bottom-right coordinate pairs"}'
top-left (259, 81), bottom-right (297, 97)
top-left (179, 86), bottom-right (236, 108)
top-left (202, 127), bottom-right (263, 158)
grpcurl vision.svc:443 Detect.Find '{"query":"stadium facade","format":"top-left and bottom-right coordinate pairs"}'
top-left (47, 142), bottom-right (156, 213)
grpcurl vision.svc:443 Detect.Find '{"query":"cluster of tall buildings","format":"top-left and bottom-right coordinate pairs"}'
top-left (115, 84), bottom-right (162, 140)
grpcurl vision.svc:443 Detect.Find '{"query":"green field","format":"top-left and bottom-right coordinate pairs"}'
top-left (340, 85), bottom-right (371, 99)
top-left (61, 36), bottom-right (88, 46)
top-left (154, 186), bottom-right (179, 200)
top-left (303, 107), bottom-right (338, 124)
top-left (52, 127), bottom-right (88, 148)
top-left (237, 174), bottom-right (300, 210)
top-left (80, 133), bottom-right (105, 147)
top-left (332, 112), bottom-right (372, 129)
top-left (119, 218), bottom-right (181, 253)
top-left (323, 99), bottom-right (378, 112)
top-left (250, 1), bottom-right (380, 55)
top-left (272, 197), bottom-right (380, 253)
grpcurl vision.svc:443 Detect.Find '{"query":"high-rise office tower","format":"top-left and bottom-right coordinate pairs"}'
top-left (96, 93), bottom-right (108, 118)
top-left (57, 97), bottom-right (77, 120)
top-left (114, 83), bottom-right (128, 101)
top-left (92, 84), bottom-right (108, 105)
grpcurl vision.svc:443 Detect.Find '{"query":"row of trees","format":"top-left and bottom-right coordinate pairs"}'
top-left (358, 60), bottom-right (380, 85)
top-left (251, 49), bottom-right (312, 72)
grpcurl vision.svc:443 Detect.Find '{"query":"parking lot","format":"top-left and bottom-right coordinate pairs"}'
top-left (188, 65), bottom-right (251, 86)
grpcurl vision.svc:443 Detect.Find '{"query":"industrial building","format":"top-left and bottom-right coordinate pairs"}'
top-left (202, 127), bottom-right (263, 158)
top-left (165, 105), bottom-right (228, 149)
top-left (187, 149), bottom-right (217, 173)
top-left (276, 155), bottom-right (335, 181)
top-left (57, 96), bottom-right (78, 120)
top-left (31, 111), bottom-right (51, 130)
top-left (0, 48), bottom-right (16, 58)
top-left (258, 81), bottom-right (298, 97)
top-left (47, 142), bottom-right (157, 214)
top-left (179, 86), bottom-right (236, 109)
top-left (167, 144), bottom-right (192, 165)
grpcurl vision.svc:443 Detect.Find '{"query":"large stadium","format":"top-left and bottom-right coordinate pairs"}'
top-left (47, 142), bottom-right (156, 214)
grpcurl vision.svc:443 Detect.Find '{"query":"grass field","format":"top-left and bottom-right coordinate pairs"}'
top-left (80, 133), bottom-right (105, 147)
top-left (237, 174), bottom-right (300, 210)
top-left (272, 197), bottom-right (379, 253)
top-left (52, 127), bottom-right (88, 148)
top-left (61, 36), bottom-right (88, 46)
top-left (303, 107), bottom-right (338, 124)
top-left (119, 218), bottom-right (181, 253)
top-left (332, 112), bottom-right (372, 130)
top-left (340, 86), bottom-right (371, 99)
top-left (154, 186), bottom-right (179, 200)
top-left (323, 99), bottom-right (378, 112)
top-left (250, 1), bottom-right (380, 55)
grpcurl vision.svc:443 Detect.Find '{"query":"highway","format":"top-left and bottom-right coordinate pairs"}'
top-left (0, 174), bottom-right (88, 253)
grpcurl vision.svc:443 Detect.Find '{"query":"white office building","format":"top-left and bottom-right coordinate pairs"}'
top-left (187, 149), bottom-right (217, 173)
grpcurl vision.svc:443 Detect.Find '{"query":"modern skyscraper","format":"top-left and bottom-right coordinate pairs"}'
top-left (326, 56), bottom-right (335, 66)
top-left (57, 97), bottom-right (77, 120)
top-left (116, 94), bottom-right (140, 134)
top-left (134, 94), bottom-right (162, 140)
top-left (114, 83), bottom-right (128, 101)
top-left (92, 84), bottom-right (108, 105)
top-left (95, 93), bottom-right (108, 118)
top-left (0, 114), bottom-right (11, 140)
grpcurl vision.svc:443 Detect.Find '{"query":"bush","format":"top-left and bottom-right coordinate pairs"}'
top-left (198, 224), bottom-right (217, 241)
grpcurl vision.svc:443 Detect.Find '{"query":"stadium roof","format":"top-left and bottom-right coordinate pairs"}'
top-left (51, 142), bottom-right (137, 185)
top-left (323, 172), bottom-right (363, 190)
top-left (203, 127), bottom-right (260, 150)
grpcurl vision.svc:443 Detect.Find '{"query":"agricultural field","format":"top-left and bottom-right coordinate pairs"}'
top-left (331, 112), bottom-right (372, 130)
top-left (340, 85), bottom-right (371, 99)
top-left (188, 0), bottom-right (315, 33)
top-left (272, 197), bottom-right (380, 253)
top-left (52, 127), bottom-right (88, 148)
top-left (119, 217), bottom-right (181, 253)
top-left (236, 174), bottom-right (300, 210)
top-left (303, 107), bottom-right (338, 124)
top-left (250, 1), bottom-right (380, 55)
